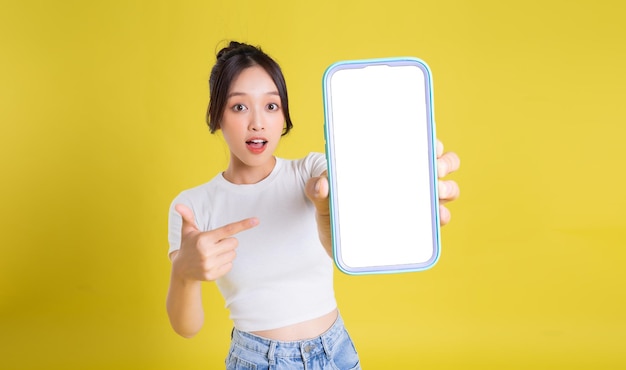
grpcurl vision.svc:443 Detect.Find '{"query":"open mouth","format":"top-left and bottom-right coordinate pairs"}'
top-left (246, 139), bottom-right (268, 153)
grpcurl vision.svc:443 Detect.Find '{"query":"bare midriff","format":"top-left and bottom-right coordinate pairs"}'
top-left (250, 308), bottom-right (338, 341)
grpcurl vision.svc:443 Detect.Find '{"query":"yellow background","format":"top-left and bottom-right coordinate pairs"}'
top-left (1, 0), bottom-right (625, 368)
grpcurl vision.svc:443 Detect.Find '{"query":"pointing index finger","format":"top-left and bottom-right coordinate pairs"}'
top-left (213, 217), bottom-right (260, 240)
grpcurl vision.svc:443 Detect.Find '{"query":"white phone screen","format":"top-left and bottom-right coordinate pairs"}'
top-left (323, 58), bottom-right (439, 274)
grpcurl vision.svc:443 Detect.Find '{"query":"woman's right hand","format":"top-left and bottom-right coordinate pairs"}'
top-left (171, 204), bottom-right (259, 282)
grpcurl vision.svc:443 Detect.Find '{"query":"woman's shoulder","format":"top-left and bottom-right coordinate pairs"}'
top-left (171, 173), bottom-right (223, 204)
top-left (283, 152), bottom-right (325, 164)
top-left (280, 152), bottom-right (327, 177)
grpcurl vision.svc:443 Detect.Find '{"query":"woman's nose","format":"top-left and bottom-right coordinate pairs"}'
top-left (248, 110), bottom-right (264, 131)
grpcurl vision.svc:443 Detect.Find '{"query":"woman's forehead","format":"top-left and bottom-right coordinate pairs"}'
top-left (228, 66), bottom-right (278, 96)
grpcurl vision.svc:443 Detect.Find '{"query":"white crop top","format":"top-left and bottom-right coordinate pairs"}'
top-left (168, 153), bottom-right (337, 332)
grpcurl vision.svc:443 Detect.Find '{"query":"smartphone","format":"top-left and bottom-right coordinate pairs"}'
top-left (322, 57), bottom-right (440, 275)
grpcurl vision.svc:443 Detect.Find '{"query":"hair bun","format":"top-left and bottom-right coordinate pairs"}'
top-left (216, 41), bottom-right (247, 60)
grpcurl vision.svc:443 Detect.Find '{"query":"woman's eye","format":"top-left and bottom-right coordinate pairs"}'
top-left (232, 104), bottom-right (246, 112)
top-left (267, 103), bottom-right (279, 111)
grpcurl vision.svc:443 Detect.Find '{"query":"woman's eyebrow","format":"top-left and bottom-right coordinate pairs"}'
top-left (227, 91), bottom-right (280, 98)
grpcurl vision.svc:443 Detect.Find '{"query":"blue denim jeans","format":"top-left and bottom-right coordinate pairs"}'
top-left (226, 314), bottom-right (361, 370)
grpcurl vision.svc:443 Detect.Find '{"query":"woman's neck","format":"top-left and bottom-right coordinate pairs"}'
top-left (222, 156), bottom-right (276, 185)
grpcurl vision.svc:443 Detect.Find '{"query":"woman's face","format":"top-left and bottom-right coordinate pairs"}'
top-left (220, 65), bottom-right (285, 181)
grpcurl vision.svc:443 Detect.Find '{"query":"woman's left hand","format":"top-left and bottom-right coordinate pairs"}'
top-left (307, 139), bottom-right (460, 256)
top-left (436, 139), bottom-right (460, 225)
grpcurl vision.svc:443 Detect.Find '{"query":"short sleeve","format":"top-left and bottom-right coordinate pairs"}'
top-left (303, 152), bottom-right (327, 178)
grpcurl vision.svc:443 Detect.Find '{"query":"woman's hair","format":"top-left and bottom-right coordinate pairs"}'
top-left (206, 41), bottom-right (293, 135)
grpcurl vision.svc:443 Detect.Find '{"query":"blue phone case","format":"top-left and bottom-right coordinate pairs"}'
top-left (322, 57), bottom-right (440, 275)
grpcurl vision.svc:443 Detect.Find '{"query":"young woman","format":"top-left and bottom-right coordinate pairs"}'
top-left (166, 41), bottom-right (460, 370)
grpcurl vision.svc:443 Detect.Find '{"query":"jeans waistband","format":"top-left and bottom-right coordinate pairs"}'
top-left (231, 314), bottom-right (344, 361)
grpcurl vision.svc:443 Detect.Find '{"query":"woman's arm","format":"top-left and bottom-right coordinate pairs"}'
top-left (305, 171), bottom-right (332, 257)
top-left (167, 252), bottom-right (205, 338)
top-left (166, 204), bottom-right (259, 337)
